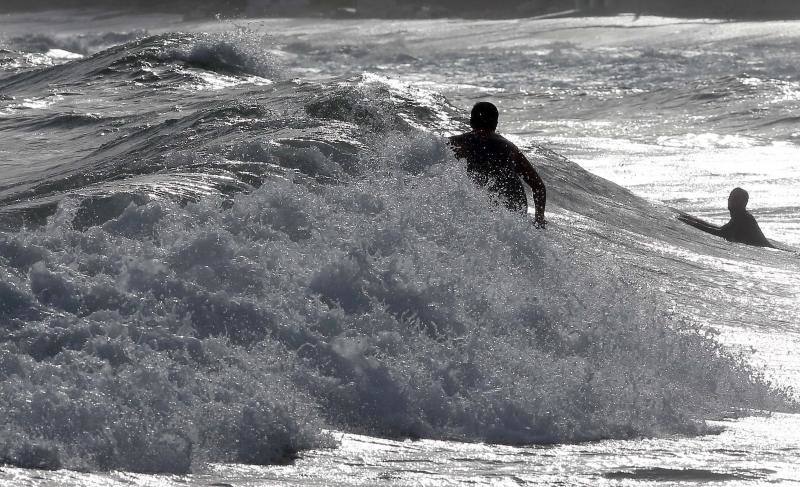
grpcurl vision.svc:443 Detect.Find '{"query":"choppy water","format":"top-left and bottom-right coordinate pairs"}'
top-left (0, 11), bottom-right (799, 486)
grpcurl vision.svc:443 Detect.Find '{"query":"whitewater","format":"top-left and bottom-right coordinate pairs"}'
top-left (0, 10), bottom-right (799, 485)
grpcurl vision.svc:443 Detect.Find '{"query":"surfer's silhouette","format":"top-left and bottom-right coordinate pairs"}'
top-left (449, 102), bottom-right (547, 227)
top-left (678, 187), bottom-right (774, 248)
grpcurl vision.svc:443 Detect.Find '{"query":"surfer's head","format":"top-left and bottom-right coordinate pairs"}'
top-left (728, 187), bottom-right (749, 213)
top-left (470, 102), bottom-right (499, 132)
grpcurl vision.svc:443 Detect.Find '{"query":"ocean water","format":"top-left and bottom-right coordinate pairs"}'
top-left (0, 11), bottom-right (799, 485)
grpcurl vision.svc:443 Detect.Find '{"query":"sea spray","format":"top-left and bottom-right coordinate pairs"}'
top-left (0, 33), bottom-right (796, 475)
top-left (0, 129), bottom-right (794, 472)
top-left (163, 29), bottom-right (282, 79)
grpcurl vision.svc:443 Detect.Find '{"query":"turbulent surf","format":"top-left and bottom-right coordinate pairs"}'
top-left (0, 15), bottom-right (799, 481)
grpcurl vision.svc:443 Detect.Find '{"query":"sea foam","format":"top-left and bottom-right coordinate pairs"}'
top-left (0, 34), bottom-right (795, 474)
top-left (0, 130), bottom-right (793, 473)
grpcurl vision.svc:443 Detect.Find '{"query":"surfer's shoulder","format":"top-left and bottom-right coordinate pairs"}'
top-left (491, 132), bottom-right (522, 152)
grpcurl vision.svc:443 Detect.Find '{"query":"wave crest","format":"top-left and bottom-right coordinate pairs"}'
top-left (162, 30), bottom-right (282, 79)
top-left (0, 126), bottom-right (793, 472)
top-left (6, 31), bottom-right (148, 56)
top-left (0, 31), bottom-right (279, 97)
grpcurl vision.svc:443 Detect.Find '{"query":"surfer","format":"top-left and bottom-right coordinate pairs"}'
top-left (678, 187), bottom-right (774, 248)
top-left (449, 102), bottom-right (547, 227)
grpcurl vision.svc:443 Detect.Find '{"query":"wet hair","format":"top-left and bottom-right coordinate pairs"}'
top-left (729, 187), bottom-right (749, 210)
top-left (470, 102), bottom-right (499, 131)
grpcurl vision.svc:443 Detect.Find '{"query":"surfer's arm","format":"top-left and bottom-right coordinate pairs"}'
top-left (717, 221), bottom-right (734, 239)
top-left (677, 213), bottom-right (724, 237)
top-left (514, 152), bottom-right (546, 224)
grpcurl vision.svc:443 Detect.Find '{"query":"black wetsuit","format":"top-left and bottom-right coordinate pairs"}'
top-left (449, 131), bottom-right (546, 217)
top-left (718, 210), bottom-right (773, 248)
top-left (678, 210), bottom-right (773, 248)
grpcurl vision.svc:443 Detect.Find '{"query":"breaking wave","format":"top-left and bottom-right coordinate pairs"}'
top-left (0, 31), bottom-right (279, 94)
top-left (0, 33), bottom-right (795, 474)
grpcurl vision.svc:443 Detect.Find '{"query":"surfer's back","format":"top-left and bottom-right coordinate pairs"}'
top-left (720, 210), bottom-right (773, 248)
top-left (449, 131), bottom-right (529, 214)
top-left (448, 101), bottom-right (546, 224)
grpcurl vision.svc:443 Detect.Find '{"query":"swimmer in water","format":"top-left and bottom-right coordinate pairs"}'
top-left (448, 102), bottom-right (547, 227)
top-left (678, 187), bottom-right (774, 248)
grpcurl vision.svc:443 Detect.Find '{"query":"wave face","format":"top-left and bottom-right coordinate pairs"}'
top-left (0, 29), bottom-right (796, 474)
top-left (272, 16), bottom-right (800, 247)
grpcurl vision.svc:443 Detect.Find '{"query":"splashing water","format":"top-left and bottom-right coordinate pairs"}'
top-left (0, 14), bottom-right (798, 481)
